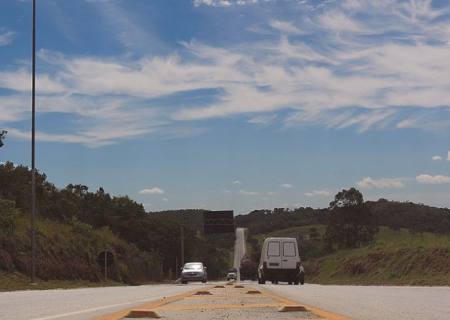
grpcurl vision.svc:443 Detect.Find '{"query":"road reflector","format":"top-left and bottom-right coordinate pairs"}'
top-left (279, 305), bottom-right (307, 312)
top-left (126, 309), bottom-right (161, 318)
top-left (195, 290), bottom-right (212, 295)
top-left (246, 290), bottom-right (261, 294)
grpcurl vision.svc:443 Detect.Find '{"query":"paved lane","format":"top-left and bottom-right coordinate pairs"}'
top-left (0, 283), bottom-right (208, 320)
top-left (233, 228), bottom-right (247, 280)
top-left (259, 283), bottom-right (450, 320)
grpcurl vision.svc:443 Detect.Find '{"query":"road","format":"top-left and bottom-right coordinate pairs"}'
top-left (260, 282), bottom-right (450, 320)
top-left (0, 283), bottom-right (204, 320)
top-left (233, 227), bottom-right (247, 278)
top-left (2, 282), bottom-right (450, 319)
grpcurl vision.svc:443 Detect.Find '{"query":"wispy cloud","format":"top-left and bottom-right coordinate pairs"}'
top-left (357, 177), bottom-right (406, 189)
top-left (432, 155), bottom-right (443, 161)
top-left (247, 114), bottom-right (277, 125)
top-left (416, 174), bottom-right (450, 184)
top-left (194, 0), bottom-right (259, 7)
top-left (2, 0), bottom-right (450, 148)
top-left (269, 19), bottom-right (304, 34)
top-left (304, 190), bottom-right (331, 197)
top-left (0, 30), bottom-right (14, 46)
top-left (280, 183), bottom-right (293, 189)
top-left (238, 189), bottom-right (259, 196)
top-left (233, 180), bottom-right (242, 185)
top-left (139, 187), bottom-right (165, 195)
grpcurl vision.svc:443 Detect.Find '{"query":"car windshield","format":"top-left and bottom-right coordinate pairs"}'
top-left (184, 263), bottom-right (203, 270)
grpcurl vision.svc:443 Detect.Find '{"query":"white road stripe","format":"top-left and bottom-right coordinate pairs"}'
top-left (31, 297), bottom-right (152, 320)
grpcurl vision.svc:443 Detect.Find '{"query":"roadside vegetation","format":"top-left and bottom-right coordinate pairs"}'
top-left (1, 161), bottom-right (449, 288)
top-left (239, 189), bottom-right (450, 286)
top-left (0, 162), bottom-right (233, 289)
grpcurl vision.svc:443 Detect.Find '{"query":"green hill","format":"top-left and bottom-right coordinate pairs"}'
top-left (251, 225), bottom-right (450, 285)
top-left (0, 200), bottom-right (162, 291)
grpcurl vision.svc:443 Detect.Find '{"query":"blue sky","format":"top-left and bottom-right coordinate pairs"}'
top-left (1, 0), bottom-right (450, 213)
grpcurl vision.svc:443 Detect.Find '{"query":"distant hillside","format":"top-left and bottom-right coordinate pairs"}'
top-left (236, 200), bottom-right (450, 235)
top-left (246, 224), bottom-right (450, 285)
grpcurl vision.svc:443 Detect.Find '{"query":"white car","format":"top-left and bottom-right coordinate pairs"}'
top-left (181, 262), bottom-right (207, 284)
top-left (257, 237), bottom-right (305, 285)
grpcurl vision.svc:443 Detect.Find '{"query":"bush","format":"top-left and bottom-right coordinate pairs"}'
top-left (0, 199), bottom-right (20, 235)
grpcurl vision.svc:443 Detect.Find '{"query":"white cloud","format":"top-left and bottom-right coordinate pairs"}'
top-left (269, 20), bottom-right (304, 34)
top-left (432, 155), bottom-right (443, 161)
top-left (162, 197), bottom-right (169, 202)
top-left (247, 114), bottom-right (277, 125)
top-left (318, 11), bottom-right (362, 32)
top-left (139, 187), bottom-right (165, 195)
top-left (0, 30), bottom-right (14, 46)
top-left (2, 0), bottom-right (450, 148)
top-left (416, 174), bottom-right (450, 184)
top-left (304, 190), bottom-right (331, 197)
top-left (194, 0), bottom-right (258, 6)
top-left (238, 189), bottom-right (259, 196)
top-left (280, 183), bottom-right (293, 188)
top-left (357, 177), bottom-right (406, 189)
top-left (233, 180), bottom-right (242, 185)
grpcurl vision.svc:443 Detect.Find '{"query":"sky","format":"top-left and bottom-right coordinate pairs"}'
top-left (1, 0), bottom-right (450, 214)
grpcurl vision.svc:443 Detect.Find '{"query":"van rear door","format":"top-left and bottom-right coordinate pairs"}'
top-left (266, 240), bottom-right (281, 269)
top-left (281, 240), bottom-right (298, 269)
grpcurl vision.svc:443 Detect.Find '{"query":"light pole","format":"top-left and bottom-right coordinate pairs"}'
top-left (31, 0), bottom-right (37, 284)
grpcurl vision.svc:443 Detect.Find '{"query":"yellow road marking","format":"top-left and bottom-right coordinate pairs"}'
top-left (93, 283), bottom-right (351, 320)
top-left (92, 286), bottom-right (215, 320)
top-left (257, 286), bottom-right (351, 320)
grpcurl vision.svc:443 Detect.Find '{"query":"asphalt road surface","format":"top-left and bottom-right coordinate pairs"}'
top-left (260, 282), bottom-right (450, 320)
top-left (233, 227), bottom-right (247, 278)
top-left (2, 282), bottom-right (450, 319)
top-left (0, 283), bottom-right (204, 320)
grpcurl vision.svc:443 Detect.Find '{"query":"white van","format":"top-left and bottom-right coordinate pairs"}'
top-left (257, 237), bottom-right (305, 285)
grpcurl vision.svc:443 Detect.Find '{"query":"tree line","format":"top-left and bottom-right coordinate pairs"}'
top-left (0, 162), bottom-right (233, 280)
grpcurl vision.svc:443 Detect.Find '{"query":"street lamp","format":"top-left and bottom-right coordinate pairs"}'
top-left (31, 0), bottom-right (37, 284)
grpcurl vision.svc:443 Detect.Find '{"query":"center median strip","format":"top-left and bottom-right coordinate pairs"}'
top-left (93, 283), bottom-right (351, 320)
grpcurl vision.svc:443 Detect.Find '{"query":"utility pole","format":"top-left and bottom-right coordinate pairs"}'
top-left (31, 0), bottom-right (37, 284)
top-left (180, 225), bottom-right (184, 267)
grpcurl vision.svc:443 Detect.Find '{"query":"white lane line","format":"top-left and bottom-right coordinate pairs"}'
top-left (30, 297), bottom-right (154, 320)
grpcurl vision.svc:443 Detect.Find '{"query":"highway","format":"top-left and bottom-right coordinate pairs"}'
top-left (2, 282), bottom-right (450, 319)
top-left (262, 283), bottom-right (450, 320)
top-left (0, 283), bottom-right (203, 320)
top-left (233, 227), bottom-right (247, 279)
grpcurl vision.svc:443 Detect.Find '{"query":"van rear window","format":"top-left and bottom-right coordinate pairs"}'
top-left (267, 241), bottom-right (280, 256)
top-left (283, 242), bottom-right (296, 257)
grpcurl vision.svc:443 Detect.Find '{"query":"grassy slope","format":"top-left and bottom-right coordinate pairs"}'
top-left (255, 226), bottom-right (450, 285)
top-left (0, 216), bottom-right (161, 291)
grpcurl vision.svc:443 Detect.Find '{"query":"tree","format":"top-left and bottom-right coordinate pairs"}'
top-left (324, 188), bottom-right (378, 249)
top-left (0, 130), bottom-right (7, 148)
